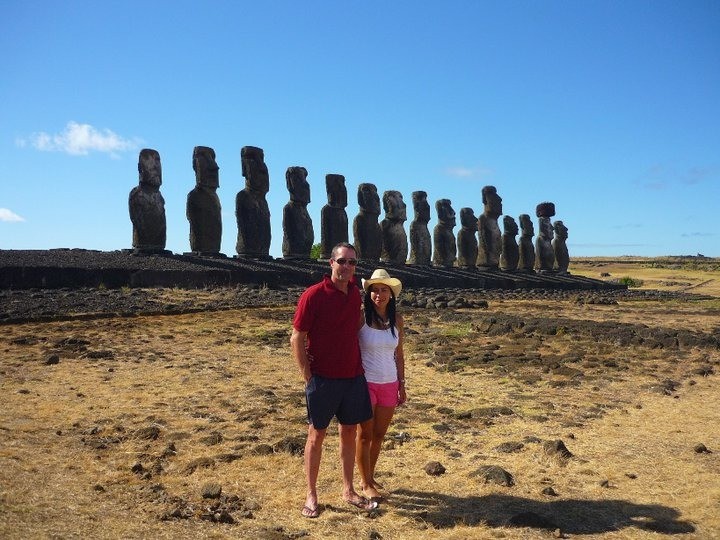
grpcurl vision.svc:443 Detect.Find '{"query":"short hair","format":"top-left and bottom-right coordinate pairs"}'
top-left (331, 242), bottom-right (356, 259)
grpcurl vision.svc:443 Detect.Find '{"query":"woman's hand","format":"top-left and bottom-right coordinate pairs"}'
top-left (398, 385), bottom-right (407, 406)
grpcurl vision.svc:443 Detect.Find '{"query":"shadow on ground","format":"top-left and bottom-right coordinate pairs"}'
top-left (391, 489), bottom-right (695, 534)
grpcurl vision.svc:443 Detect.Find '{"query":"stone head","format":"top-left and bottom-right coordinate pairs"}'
top-left (460, 207), bottom-right (477, 229)
top-left (383, 190), bottom-right (407, 222)
top-left (192, 146), bottom-right (219, 189)
top-left (539, 216), bottom-right (554, 239)
top-left (412, 191), bottom-right (430, 223)
top-left (519, 214), bottom-right (534, 236)
top-left (436, 199), bottom-right (456, 228)
top-left (326, 174), bottom-right (347, 208)
top-left (241, 146), bottom-right (269, 194)
top-left (138, 148), bottom-right (162, 188)
top-left (286, 166), bottom-right (310, 204)
top-left (553, 220), bottom-right (568, 239)
top-left (357, 183), bottom-right (381, 215)
top-left (503, 215), bottom-right (519, 236)
top-left (482, 185), bottom-right (502, 218)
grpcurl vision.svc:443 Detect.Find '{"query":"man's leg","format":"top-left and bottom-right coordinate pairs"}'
top-left (339, 422), bottom-right (358, 499)
top-left (304, 424), bottom-right (326, 513)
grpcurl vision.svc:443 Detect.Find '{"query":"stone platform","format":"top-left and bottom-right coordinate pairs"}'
top-left (0, 249), bottom-right (624, 291)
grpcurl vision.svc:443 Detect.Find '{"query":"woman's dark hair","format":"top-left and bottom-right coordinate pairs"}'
top-left (364, 286), bottom-right (397, 337)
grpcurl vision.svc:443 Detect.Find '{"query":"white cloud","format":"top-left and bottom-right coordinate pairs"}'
top-left (0, 208), bottom-right (25, 222)
top-left (19, 121), bottom-right (142, 158)
top-left (444, 166), bottom-right (494, 180)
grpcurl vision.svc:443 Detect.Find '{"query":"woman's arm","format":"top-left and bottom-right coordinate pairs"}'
top-left (395, 313), bottom-right (406, 404)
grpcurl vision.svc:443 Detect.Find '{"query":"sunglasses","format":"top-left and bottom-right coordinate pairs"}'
top-left (333, 258), bottom-right (358, 266)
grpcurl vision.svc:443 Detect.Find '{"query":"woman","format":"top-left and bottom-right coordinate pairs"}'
top-left (356, 268), bottom-right (406, 501)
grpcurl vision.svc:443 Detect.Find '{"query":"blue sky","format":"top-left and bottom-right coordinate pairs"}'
top-left (2, 0), bottom-right (718, 258)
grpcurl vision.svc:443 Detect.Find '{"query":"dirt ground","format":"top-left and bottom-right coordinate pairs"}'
top-left (1, 261), bottom-right (719, 539)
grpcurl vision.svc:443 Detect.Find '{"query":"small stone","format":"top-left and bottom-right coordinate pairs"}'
top-left (541, 487), bottom-right (558, 496)
top-left (694, 443), bottom-right (711, 454)
top-left (201, 482), bottom-right (222, 499)
top-left (44, 354), bottom-right (60, 365)
top-left (424, 461), bottom-right (446, 476)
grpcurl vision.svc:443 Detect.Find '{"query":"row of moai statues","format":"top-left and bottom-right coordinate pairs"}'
top-left (128, 146), bottom-right (570, 273)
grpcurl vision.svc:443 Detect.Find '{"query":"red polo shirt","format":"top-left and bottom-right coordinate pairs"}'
top-left (293, 275), bottom-right (363, 378)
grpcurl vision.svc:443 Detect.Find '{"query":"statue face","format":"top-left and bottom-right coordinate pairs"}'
top-left (540, 217), bottom-right (554, 239)
top-left (553, 220), bottom-right (568, 238)
top-left (287, 168), bottom-right (310, 204)
top-left (243, 154), bottom-right (269, 194)
top-left (460, 208), bottom-right (476, 228)
top-left (384, 191), bottom-right (407, 222)
top-left (484, 191), bottom-right (502, 217)
top-left (358, 184), bottom-right (380, 214)
top-left (139, 150), bottom-right (161, 188)
top-left (412, 192), bottom-right (430, 222)
top-left (194, 150), bottom-right (219, 189)
top-left (520, 215), bottom-right (534, 236)
top-left (503, 216), bottom-right (518, 235)
top-left (327, 177), bottom-right (347, 207)
top-left (437, 200), bottom-right (456, 227)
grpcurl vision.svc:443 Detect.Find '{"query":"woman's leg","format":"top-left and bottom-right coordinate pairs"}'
top-left (355, 412), bottom-right (376, 496)
top-left (368, 405), bottom-right (395, 490)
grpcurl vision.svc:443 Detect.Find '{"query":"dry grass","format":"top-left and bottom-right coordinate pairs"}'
top-left (1, 262), bottom-right (719, 539)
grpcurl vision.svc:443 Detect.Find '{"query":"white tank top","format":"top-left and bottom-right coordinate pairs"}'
top-left (359, 322), bottom-right (399, 384)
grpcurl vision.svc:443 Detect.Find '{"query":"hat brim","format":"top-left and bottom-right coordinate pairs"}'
top-left (362, 277), bottom-right (402, 298)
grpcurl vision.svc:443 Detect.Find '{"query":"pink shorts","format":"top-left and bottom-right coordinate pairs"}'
top-left (366, 380), bottom-right (400, 407)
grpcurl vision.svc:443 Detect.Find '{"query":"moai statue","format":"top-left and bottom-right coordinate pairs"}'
top-left (553, 220), bottom-right (570, 274)
top-left (535, 202), bottom-right (556, 273)
top-left (476, 185), bottom-right (503, 270)
top-left (499, 215), bottom-right (520, 271)
top-left (353, 183), bottom-right (382, 263)
top-left (380, 190), bottom-right (408, 265)
top-left (129, 148), bottom-right (167, 253)
top-left (408, 191), bottom-right (432, 266)
top-left (432, 199), bottom-right (457, 267)
top-left (282, 166), bottom-right (314, 259)
top-left (320, 174), bottom-right (348, 260)
top-left (236, 146), bottom-right (271, 258)
top-left (518, 214), bottom-right (535, 273)
top-left (456, 207), bottom-right (478, 269)
top-left (186, 146), bottom-right (222, 255)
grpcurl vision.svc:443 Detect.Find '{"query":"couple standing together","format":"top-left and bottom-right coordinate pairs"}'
top-left (290, 242), bottom-right (406, 518)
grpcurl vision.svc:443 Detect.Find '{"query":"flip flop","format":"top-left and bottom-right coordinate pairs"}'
top-left (301, 505), bottom-right (320, 518)
top-left (345, 496), bottom-right (379, 511)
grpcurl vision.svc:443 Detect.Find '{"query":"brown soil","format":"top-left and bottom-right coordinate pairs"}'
top-left (1, 261), bottom-right (719, 539)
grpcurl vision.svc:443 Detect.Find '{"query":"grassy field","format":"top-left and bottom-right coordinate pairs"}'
top-left (1, 260), bottom-right (719, 539)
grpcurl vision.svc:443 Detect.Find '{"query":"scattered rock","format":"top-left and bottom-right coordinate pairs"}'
top-left (541, 486), bottom-right (558, 496)
top-left (44, 354), bottom-right (60, 365)
top-left (543, 439), bottom-right (573, 460)
top-left (494, 441), bottom-right (524, 453)
top-left (133, 426), bottom-right (161, 440)
top-left (183, 457), bottom-right (215, 474)
top-left (201, 483), bottom-right (222, 499)
top-left (273, 436), bottom-right (305, 456)
top-left (694, 443), bottom-right (711, 454)
top-left (424, 461), bottom-right (446, 476)
top-left (199, 432), bottom-right (223, 446)
top-left (470, 465), bottom-right (514, 486)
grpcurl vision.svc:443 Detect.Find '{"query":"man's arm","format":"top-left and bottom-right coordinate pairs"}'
top-left (290, 328), bottom-right (311, 383)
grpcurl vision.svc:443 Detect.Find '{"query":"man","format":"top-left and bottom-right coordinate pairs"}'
top-left (290, 242), bottom-right (376, 518)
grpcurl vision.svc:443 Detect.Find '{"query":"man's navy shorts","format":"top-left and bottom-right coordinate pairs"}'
top-left (305, 374), bottom-right (373, 430)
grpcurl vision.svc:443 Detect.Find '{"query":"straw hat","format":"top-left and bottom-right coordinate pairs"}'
top-left (361, 268), bottom-right (402, 298)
